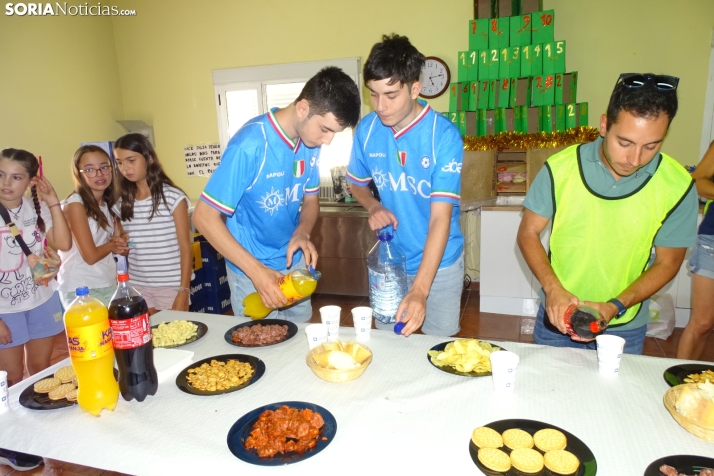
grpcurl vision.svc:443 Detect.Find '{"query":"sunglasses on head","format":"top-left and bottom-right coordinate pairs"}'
top-left (617, 73), bottom-right (679, 91)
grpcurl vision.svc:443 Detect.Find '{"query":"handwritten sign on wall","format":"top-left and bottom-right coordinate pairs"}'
top-left (185, 143), bottom-right (222, 177)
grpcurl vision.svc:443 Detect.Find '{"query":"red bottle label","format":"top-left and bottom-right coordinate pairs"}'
top-left (109, 312), bottom-right (152, 350)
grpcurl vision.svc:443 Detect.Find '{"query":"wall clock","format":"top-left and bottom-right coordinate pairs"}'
top-left (419, 56), bottom-right (451, 99)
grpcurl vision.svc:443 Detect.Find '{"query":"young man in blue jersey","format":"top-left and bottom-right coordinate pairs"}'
top-left (517, 73), bottom-right (697, 354)
top-left (347, 34), bottom-right (465, 337)
top-left (193, 67), bottom-right (361, 321)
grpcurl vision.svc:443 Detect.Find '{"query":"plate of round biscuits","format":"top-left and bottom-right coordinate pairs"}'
top-left (19, 365), bottom-right (78, 410)
top-left (469, 419), bottom-right (597, 475)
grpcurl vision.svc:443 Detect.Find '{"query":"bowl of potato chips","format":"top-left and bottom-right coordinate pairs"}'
top-left (427, 339), bottom-right (503, 377)
top-left (306, 340), bottom-right (372, 383)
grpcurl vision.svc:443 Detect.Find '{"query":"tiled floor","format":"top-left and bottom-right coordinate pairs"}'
top-left (4, 288), bottom-right (713, 475)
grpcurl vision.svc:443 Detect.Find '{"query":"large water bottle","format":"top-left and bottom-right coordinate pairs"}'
top-left (367, 227), bottom-right (408, 324)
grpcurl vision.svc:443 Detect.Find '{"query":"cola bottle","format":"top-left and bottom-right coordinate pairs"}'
top-left (108, 272), bottom-right (158, 402)
top-left (563, 304), bottom-right (609, 339)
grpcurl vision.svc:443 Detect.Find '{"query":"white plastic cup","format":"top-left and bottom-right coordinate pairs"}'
top-left (596, 334), bottom-right (626, 375)
top-left (319, 306), bottom-right (341, 341)
top-left (489, 351), bottom-right (519, 391)
top-left (0, 370), bottom-right (9, 413)
top-left (351, 307), bottom-right (372, 341)
top-left (305, 323), bottom-right (328, 349)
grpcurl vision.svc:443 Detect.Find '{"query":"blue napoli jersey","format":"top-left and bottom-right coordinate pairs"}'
top-left (200, 109), bottom-right (320, 274)
top-left (346, 103), bottom-right (464, 274)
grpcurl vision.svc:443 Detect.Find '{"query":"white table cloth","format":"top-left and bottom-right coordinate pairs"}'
top-left (1, 310), bottom-right (712, 475)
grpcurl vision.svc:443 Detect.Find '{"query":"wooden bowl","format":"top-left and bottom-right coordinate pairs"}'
top-left (663, 383), bottom-right (714, 442)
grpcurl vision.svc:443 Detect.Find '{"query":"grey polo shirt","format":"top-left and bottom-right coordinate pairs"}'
top-left (523, 136), bottom-right (698, 330)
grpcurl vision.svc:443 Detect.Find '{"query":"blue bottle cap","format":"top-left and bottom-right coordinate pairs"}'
top-left (75, 287), bottom-right (89, 296)
top-left (393, 321), bottom-right (405, 334)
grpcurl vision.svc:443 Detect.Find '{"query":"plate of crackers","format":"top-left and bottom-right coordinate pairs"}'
top-left (19, 365), bottom-right (79, 410)
top-left (226, 401), bottom-right (336, 466)
top-left (664, 364), bottom-right (714, 387)
top-left (175, 354), bottom-right (265, 396)
top-left (151, 320), bottom-right (207, 348)
top-left (469, 419), bottom-right (597, 475)
top-left (427, 339), bottom-right (505, 377)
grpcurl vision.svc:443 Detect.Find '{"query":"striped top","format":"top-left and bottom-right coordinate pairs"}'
top-left (117, 184), bottom-right (189, 287)
top-left (346, 101), bottom-right (464, 274)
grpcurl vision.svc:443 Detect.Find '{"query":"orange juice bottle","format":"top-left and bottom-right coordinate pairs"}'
top-left (64, 287), bottom-right (119, 416)
top-left (242, 266), bottom-right (321, 319)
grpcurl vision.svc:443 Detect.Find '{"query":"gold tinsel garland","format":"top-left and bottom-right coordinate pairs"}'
top-left (462, 127), bottom-right (600, 151)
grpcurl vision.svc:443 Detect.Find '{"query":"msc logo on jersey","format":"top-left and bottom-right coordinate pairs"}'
top-left (420, 156), bottom-right (430, 169)
top-left (396, 151), bottom-right (407, 167)
top-left (372, 167), bottom-right (388, 190)
top-left (441, 159), bottom-right (462, 173)
top-left (257, 187), bottom-right (285, 215)
top-left (293, 160), bottom-right (305, 178)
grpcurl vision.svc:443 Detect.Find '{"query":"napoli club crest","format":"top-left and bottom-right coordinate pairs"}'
top-left (293, 159), bottom-right (305, 178)
top-left (396, 150), bottom-right (407, 167)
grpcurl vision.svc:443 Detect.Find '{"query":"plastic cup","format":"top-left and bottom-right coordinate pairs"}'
top-left (0, 370), bottom-right (9, 413)
top-left (351, 307), bottom-right (372, 341)
top-left (596, 334), bottom-right (625, 375)
top-left (305, 323), bottom-right (328, 350)
top-left (319, 306), bottom-right (341, 341)
top-left (489, 351), bottom-right (519, 391)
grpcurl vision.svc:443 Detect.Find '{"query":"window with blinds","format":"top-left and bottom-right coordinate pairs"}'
top-left (213, 59), bottom-right (362, 185)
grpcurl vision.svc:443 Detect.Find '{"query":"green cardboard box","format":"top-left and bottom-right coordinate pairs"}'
top-left (532, 74), bottom-right (555, 106)
top-left (477, 109), bottom-right (488, 136)
top-left (458, 51), bottom-right (470, 82)
top-left (458, 111), bottom-right (467, 135)
top-left (449, 83), bottom-right (459, 111)
top-left (507, 78), bottom-right (518, 108)
top-left (555, 104), bottom-right (565, 131)
top-left (498, 48), bottom-right (510, 79)
top-left (514, 105), bottom-right (528, 132)
top-left (449, 111), bottom-right (458, 128)
top-left (467, 51), bottom-right (480, 81)
top-left (531, 10), bottom-right (555, 44)
top-left (468, 82), bottom-right (479, 111)
top-left (469, 19), bottom-right (489, 50)
top-left (543, 40), bottom-right (566, 75)
top-left (477, 81), bottom-right (490, 110)
top-left (478, 49), bottom-right (492, 81)
top-left (540, 105), bottom-right (553, 132)
top-left (565, 103), bottom-right (577, 129)
top-left (488, 48), bottom-right (500, 79)
top-left (496, 79), bottom-right (512, 108)
top-left (494, 107), bottom-right (507, 134)
top-left (498, 47), bottom-right (520, 79)
top-left (510, 14), bottom-right (532, 47)
top-left (489, 17), bottom-right (509, 50)
top-left (520, 43), bottom-right (543, 77)
top-left (554, 73), bottom-right (565, 105)
top-left (488, 79), bottom-right (498, 109)
top-left (579, 102), bottom-right (589, 127)
top-left (459, 82), bottom-right (471, 110)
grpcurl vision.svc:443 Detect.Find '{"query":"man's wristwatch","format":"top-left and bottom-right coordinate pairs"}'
top-left (607, 298), bottom-right (627, 318)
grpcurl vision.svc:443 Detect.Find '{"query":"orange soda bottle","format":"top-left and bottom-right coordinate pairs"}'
top-left (64, 287), bottom-right (119, 416)
top-left (242, 266), bottom-right (321, 320)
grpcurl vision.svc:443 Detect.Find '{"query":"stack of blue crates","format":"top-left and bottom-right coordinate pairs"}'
top-left (190, 237), bottom-right (232, 314)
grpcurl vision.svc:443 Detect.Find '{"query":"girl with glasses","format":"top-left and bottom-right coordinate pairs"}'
top-left (57, 145), bottom-right (129, 309)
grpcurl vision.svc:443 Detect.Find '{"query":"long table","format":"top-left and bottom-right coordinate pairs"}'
top-left (1, 310), bottom-right (712, 475)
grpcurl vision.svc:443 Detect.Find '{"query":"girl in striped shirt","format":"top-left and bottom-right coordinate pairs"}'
top-left (114, 134), bottom-right (192, 314)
